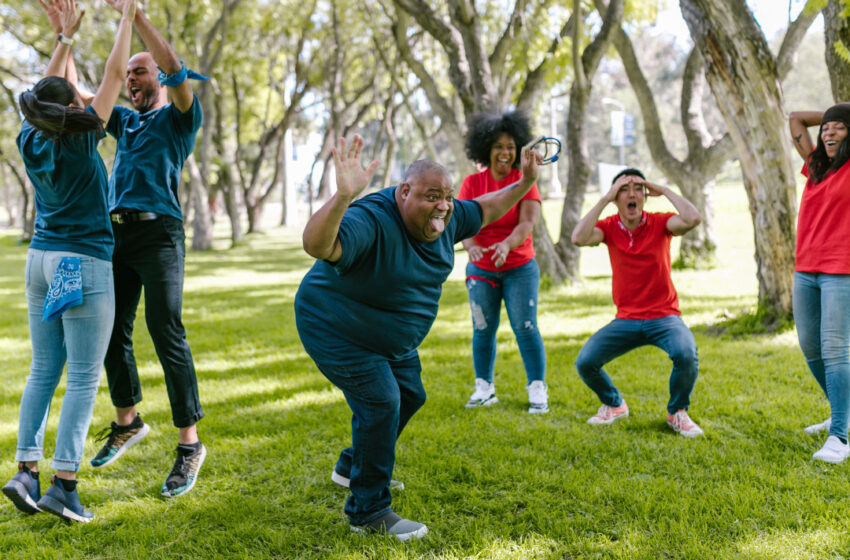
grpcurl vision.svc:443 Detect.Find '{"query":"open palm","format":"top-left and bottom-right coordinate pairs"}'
top-left (333, 135), bottom-right (379, 199)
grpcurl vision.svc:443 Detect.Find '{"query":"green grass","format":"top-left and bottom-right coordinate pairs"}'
top-left (2, 183), bottom-right (849, 559)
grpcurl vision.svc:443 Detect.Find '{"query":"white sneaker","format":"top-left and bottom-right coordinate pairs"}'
top-left (466, 378), bottom-right (498, 408)
top-left (526, 380), bottom-right (549, 414)
top-left (804, 417), bottom-right (832, 435)
top-left (813, 435), bottom-right (850, 464)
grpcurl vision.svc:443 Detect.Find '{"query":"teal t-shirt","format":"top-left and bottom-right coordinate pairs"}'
top-left (294, 187), bottom-right (483, 363)
top-left (106, 96), bottom-right (202, 220)
top-left (17, 106), bottom-right (113, 261)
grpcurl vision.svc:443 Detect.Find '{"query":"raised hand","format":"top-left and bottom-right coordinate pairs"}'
top-left (38, 0), bottom-right (63, 33)
top-left (520, 143), bottom-right (542, 186)
top-left (55, 0), bottom-right (85, 38)
top-left (332, 135), bottom-right (380, 201)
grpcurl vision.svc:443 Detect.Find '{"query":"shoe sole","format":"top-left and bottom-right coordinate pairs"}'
top-left (37, 495), bottom-right (92, 523)
top-left (465, 396), bottom-right (498, 408)
top-left (2, 481), bottom-right (40, 514)
top-left (666, 421), bottom-right (703, 438)
top-left (91, 422), bottom-right (151, 469)
top-left (528, 405), bottom-right (549, 414)
top-left (587, 411), bottom-right (629, 425)
top-left (813, 452), bottom-right (849, 464)
top-left (161, 445), bottom-right (206, 498)
top-left (332, 470), bottom-right (405, 490)
top-left (350, 523), bottom-right (428, 541)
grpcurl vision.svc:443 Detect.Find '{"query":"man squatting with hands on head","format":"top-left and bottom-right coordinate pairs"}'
top-left (294, 135), bottom-right (542, 540)
top-left (74, 0), bottom-right (207, 498)
top-left (571, 169), bottom-right (705, 438)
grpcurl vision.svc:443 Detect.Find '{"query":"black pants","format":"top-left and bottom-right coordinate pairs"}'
top-left (104, 215), bottom-right (203, 428)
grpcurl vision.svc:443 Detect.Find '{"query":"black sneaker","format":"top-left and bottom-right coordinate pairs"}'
top-left (90, 415), bottom-right (151, 468)
top-left (2, 466), bottom-right (41, 514)
top-left (161, 443), bottom-right (206, 498)
top-left (37, 476), bottom-right (93, 523)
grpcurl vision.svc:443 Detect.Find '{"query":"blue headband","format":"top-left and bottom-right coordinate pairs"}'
top-left (157, 61), bottom-right (210, 87)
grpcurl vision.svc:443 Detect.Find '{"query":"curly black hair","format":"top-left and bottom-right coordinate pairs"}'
top-left (808, 102), bottom-right (850, 184)
top-left (464, 111), bottom-right (534, 169)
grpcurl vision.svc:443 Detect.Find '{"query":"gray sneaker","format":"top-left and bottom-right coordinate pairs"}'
top-left (351, 510), bottom-right (428, 541)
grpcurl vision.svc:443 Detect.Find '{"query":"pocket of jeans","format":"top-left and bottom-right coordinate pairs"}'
top-left (80, 257), bottom-right (112, 296)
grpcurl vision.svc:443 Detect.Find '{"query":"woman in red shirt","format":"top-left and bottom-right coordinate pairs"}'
top-left (458, 111), bottom-right (547, 413)
top-left (790, 103), bottom-right (850, 463)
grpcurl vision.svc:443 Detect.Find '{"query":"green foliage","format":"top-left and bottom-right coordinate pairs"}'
top-left (834, 39), bottom-right (850, 63)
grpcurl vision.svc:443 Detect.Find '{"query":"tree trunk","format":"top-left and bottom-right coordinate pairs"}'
top-left (681, 0), bottom-right (797, 321)
top-left (185, 154), bottom-right (214, 251)
top-left (824, 0), bottom-right (850, 101)
top-left (675, 175), bottom-right (717, 268)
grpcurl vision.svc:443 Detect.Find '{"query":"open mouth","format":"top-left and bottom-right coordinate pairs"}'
top-left (429, 215), bottom-right (446, 235)
top-left (627, 202), bottom-right (637, 210)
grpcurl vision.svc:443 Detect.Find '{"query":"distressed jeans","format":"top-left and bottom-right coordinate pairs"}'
top-left (793, 271), bottom-right (850, 440)
top-left (16, 249), bottom-right (115, 471)
top-left (575, 315), bottom-right (699, 414)
top-left (465, 260), bottom-right (546, 384)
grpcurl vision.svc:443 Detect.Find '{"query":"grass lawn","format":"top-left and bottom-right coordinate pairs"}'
top-left (1, 182), bottom-right (849, 559)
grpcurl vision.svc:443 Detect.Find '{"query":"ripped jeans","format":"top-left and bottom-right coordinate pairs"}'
top-left (465, 260), bottom-right (545, 384)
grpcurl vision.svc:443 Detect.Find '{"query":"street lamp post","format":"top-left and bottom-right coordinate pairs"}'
top-left (601, 97), bottom-right (625, 166)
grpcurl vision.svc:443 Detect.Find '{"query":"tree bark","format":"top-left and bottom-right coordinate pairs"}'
top-left (185, 154), bottom-right (213, 251)
top-left (824, 0), bottom-right (850, 101)
top-left (680, 0), bottom-right (798, 321)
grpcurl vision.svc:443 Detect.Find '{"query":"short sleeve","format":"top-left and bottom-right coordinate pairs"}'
top-left (106, 106), bottom-right (130, 139)
top-left (333, 205), bottom-right (380, 276)
top-left (457, 174), bottom-right (475, 201)
top-left (451, 198), bottom-right (484, 243)
top-left (522, 183), bottom-right (542, 203)
top-left (595, 216), bottom-right (612, 244)
top-left (169, 96), bottom-right (203, 135)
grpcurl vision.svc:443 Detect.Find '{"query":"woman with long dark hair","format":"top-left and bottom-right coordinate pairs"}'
top-left (458, 111), bottom-right (548, 413)
top-left (790, 102), bottom-right (850, 463)
top-left (1, 0), bottom-right (135, 522)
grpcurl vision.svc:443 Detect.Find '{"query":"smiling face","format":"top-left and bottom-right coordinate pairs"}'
top-left (489, 132), bottom-right (517, 181)
top-left (614, 175), bottom-right (647, 224)
top-left (125, 53), bottom-right (166, 113)
top-left (821, 120), bottom-right (848, 159)
top-left (397, 167), bottom-right (454, 243)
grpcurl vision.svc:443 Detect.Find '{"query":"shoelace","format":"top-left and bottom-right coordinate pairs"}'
top-left (169, 450), bottom-right (198, 480)
top-left (93, 423), bottom-right (121, 444)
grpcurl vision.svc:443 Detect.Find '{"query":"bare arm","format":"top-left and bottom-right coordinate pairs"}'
top-left (789, 111), bottom-right (822, 160)
top-left (302, 136), bottom-right (379, 262)
top-left (646, 182), bottom-right (702, 236)
top-left (475, 145), bottom-right (542, 226)
top-left (572, 179), bottom-right (624, 246)
top-left (44, 0), bottom-right (83, 79)
top-left (89, 0), bottom-right (136, 123)
top-left (105, 0), bottom-right (194, 113)
top-left (484, 200), bottom-right (540, 268)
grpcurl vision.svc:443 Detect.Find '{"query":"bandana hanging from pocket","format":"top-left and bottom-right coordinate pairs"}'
top-left (42, 257), bottom-right (83, 322)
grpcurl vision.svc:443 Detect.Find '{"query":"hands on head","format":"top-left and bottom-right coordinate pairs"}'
top-left (332, 135), bottom-right (380, 201)
top-left (604, 174), bottom-right (664, 204)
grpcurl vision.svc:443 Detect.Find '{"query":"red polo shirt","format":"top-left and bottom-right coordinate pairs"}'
top-left (597, 212), bottom-right (679, 319)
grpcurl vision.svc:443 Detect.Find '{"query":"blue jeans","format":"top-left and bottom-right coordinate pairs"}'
top-left (793, 272), bottom-right (850, 440)
top-left (575, 315), bottom-right (699, 414)
top-left (310, 352), bottom-right (425, 525)
top-left (16, 250), bottom-right (115, 471)
top-left (465, 260), bottom-right (545, 384)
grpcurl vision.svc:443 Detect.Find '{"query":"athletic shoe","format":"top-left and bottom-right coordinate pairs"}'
top-left (2, 466), bottom-right (41, 515)
top-left (350, 510), bottom-right (428, 541)
top-left (90, 415), bottom-right (151, 468)
top-left (37, 476), bottom-right (93, 523)
top-left (587, 402), bottom-right (629, 425)
top-left (666, 409), bottom-right (704, 438)
top-left (465, 378), bottom-right (498, 408)
top-left (526, 380), bottom-right (549, 414)
top-left (161, 443), bottom-right (207, 498)
top-left (813, 435), bottom-right (850, 464)
top-left (804, 417), bottom-right (832, 435)
top-left (331, 469), bottom-right (404, 490)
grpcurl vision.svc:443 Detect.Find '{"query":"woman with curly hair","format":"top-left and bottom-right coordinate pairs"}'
top-left (1, 0), bottom-right (135, 522)
top-left (790, 102), bottom-right (850, 463)
top-left (458, 110), bottom-right (548, 413)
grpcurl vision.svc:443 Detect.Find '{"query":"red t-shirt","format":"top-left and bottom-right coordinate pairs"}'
top-left (457, 168), bottom-right (541, 271)
top-left (597, 212), bottom-right (680, 320)
top-left (796, 161), bottom-right (850, 274)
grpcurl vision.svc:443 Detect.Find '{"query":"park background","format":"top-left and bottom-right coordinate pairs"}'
top-left (2, 0), bottom-right (850, 558)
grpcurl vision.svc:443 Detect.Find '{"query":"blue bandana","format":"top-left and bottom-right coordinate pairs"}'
top-left (157, 61), bottom-right (210, 87)
top-left (42, 257), bottom-right (83, 322)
